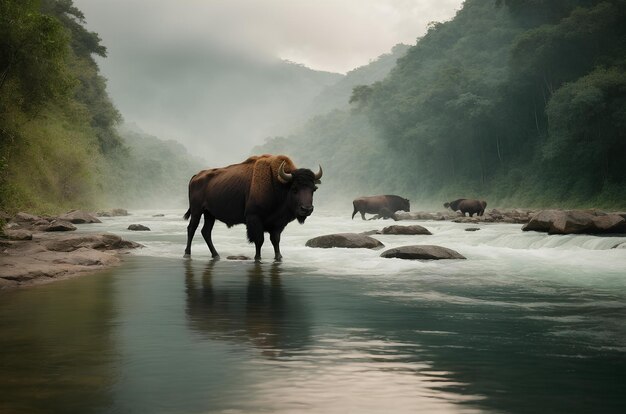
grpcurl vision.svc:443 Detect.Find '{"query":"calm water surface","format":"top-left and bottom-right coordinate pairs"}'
top-left (1, 210), bottom-right (625, 413)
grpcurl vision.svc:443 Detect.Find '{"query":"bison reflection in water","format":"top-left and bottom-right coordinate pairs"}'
top-left (443, 198), bottom-right (487, 217)
top-left (184, 261), bottom-right (311, 356)
top-left (352, 195), bottom-right (410, 221)
top-left (184, 154), bottom-right (322, 261)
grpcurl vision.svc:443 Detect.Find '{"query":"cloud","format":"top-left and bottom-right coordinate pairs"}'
top-left (76, 0), bottom-right (461, 73)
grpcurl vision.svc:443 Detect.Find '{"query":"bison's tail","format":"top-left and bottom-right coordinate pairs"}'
top-left (183, 209), bottom-right (191, 220)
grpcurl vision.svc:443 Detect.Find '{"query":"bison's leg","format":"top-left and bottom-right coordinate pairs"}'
top-left (246, 215), bottom-right (264, 261)
top-left (184, 211), bottom-right (202, 257)
top-left (201, 212), bottom-right (220, 258)
top-left (270, 231), bottom-right (282, 261)
top-left (361, 211), bottom-right (367, 220)
top-left (380, 207), bottom-right (393, 220)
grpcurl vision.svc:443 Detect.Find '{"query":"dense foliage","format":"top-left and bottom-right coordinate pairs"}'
top-left (258, 0), bottom-right (626, 208)
top-left (0, 0), bottom-right (200, 213)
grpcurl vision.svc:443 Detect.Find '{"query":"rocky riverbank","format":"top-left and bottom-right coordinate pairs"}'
top-left (0, 210), bottom-right (141, 289)
top-left (394, 208), bottom-right (538, 224)
top-left (394, 208), bottom-right (626, 233)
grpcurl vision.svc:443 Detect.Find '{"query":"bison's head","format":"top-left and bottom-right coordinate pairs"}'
top-left (278, 162), bottom-right (322, 223)
top-left (401, 198), bottom-right (410, 212)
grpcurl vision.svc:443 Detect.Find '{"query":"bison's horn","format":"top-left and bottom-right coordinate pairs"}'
top-left (278, 161), bottom-right (292, 183)
top-left (314, 165), bottom-right (323, 180)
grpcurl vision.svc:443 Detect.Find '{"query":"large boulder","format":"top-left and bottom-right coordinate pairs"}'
top-left (51, 248), bottom-right (120, 266)
top-left (43, 220), bottom-right (77, 232)
top-left (306, 233), bottom-right (384, 249)
top-left (43, 233), bottom-right (142, 252)
top-left (57, 210), bottom-right (101, 224)
top-left (522, 210), bottom-right (626, 234)
top-left (381, 245), bottom-right (466, 260)
top-left (13, 212), bottom-right (42, 222)
top-left (592, 215), bottom-right (626, 233)
top-left (381, 225), bottom-right (432, 235)
top-left (4, 229), bottom-right (33, 240)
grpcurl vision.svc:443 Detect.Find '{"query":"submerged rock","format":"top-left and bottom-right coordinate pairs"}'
top-left (306, 233), bottom-right (384, 249)
top-left (381, 245), bottom-right (466, 260)
top-left (227, 255), bottom-right (252, 260)
top-left (381, 225), bottom-right (432, 235)
top-left (465, 227), bottom-right (481, 232)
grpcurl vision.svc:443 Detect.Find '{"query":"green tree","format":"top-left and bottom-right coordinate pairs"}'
top-left (0, 0), bottom-right (73, 110)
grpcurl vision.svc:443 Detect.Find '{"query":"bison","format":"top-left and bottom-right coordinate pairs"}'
top-left (443, 199), bottom-right (487, 217)
top-left (352, 195), bottom-right (410, 221)
top-left (184, 154), bottom-right (322, 261)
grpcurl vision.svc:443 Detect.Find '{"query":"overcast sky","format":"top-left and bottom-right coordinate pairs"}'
top-left (73, 0), bottom-right (463, 163)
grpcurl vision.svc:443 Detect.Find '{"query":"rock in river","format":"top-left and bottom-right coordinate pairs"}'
top-left (57, 210), bottom-right (101, 224)
top-left (522, 210), bottom-right (626, 234)
top-left (128, 224), bottom-right (151, 231)
top-left (381, 225), bottom-right (432, 235)
top-left (306, 233), bottom-right (384, 249)
top-left (381, 245), bottom-right (466, 260)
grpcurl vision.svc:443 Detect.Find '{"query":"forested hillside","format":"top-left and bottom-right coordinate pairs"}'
top-left (0, 0), bottom-right (201, 213)
top-left (257, 0), bottom-right (626, 208)
top-left (307, 44), bottom-right (410, 116)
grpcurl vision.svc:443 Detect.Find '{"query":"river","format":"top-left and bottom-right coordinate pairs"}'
top-left (1, 209), bottom-right (625, 413)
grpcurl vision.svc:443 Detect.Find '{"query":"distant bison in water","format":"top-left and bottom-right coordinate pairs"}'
top-left (352, 195), bottom-right (410, 220)
top-left (443, 199), bottom-right (487, 217)
top-left (184, 154), bottom-right (322, 261)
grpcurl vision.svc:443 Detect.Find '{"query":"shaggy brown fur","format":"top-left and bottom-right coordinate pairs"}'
top-left (443, 199), bottom-right (487, 217)
top-left (352, 195), bottom-right (410, 220)
top-left (184, 154), bottom-right (319, 261)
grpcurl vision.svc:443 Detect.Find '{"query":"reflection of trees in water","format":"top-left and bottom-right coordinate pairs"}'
top-left (184, 261), bottom-right (311, 357)
top-left (0, 275), bottom-right (117, 414)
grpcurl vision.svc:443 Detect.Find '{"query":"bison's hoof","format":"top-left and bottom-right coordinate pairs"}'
top-left (183, 253), bottom-right (191, 259)
top-left (274, 255), bottom-right (283, 262)
top-left (211, 254), bottom-right (220, 260)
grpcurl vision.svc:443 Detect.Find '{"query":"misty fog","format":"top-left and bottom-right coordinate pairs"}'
top-left (72, 0), bottom-right (463, 166)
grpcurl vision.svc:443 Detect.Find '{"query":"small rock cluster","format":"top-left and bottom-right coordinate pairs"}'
top-left (395, 209), bottom-right (537, 224)
top-left (0, 210), bottom-right (142, 288)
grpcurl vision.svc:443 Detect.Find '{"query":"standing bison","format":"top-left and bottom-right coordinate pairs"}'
top-left (184, 154), bottom-right (322, 261)
top-left (352, 195), bottom-right (410, 220)
top-left (443, 199), bottom-right (487, 217)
